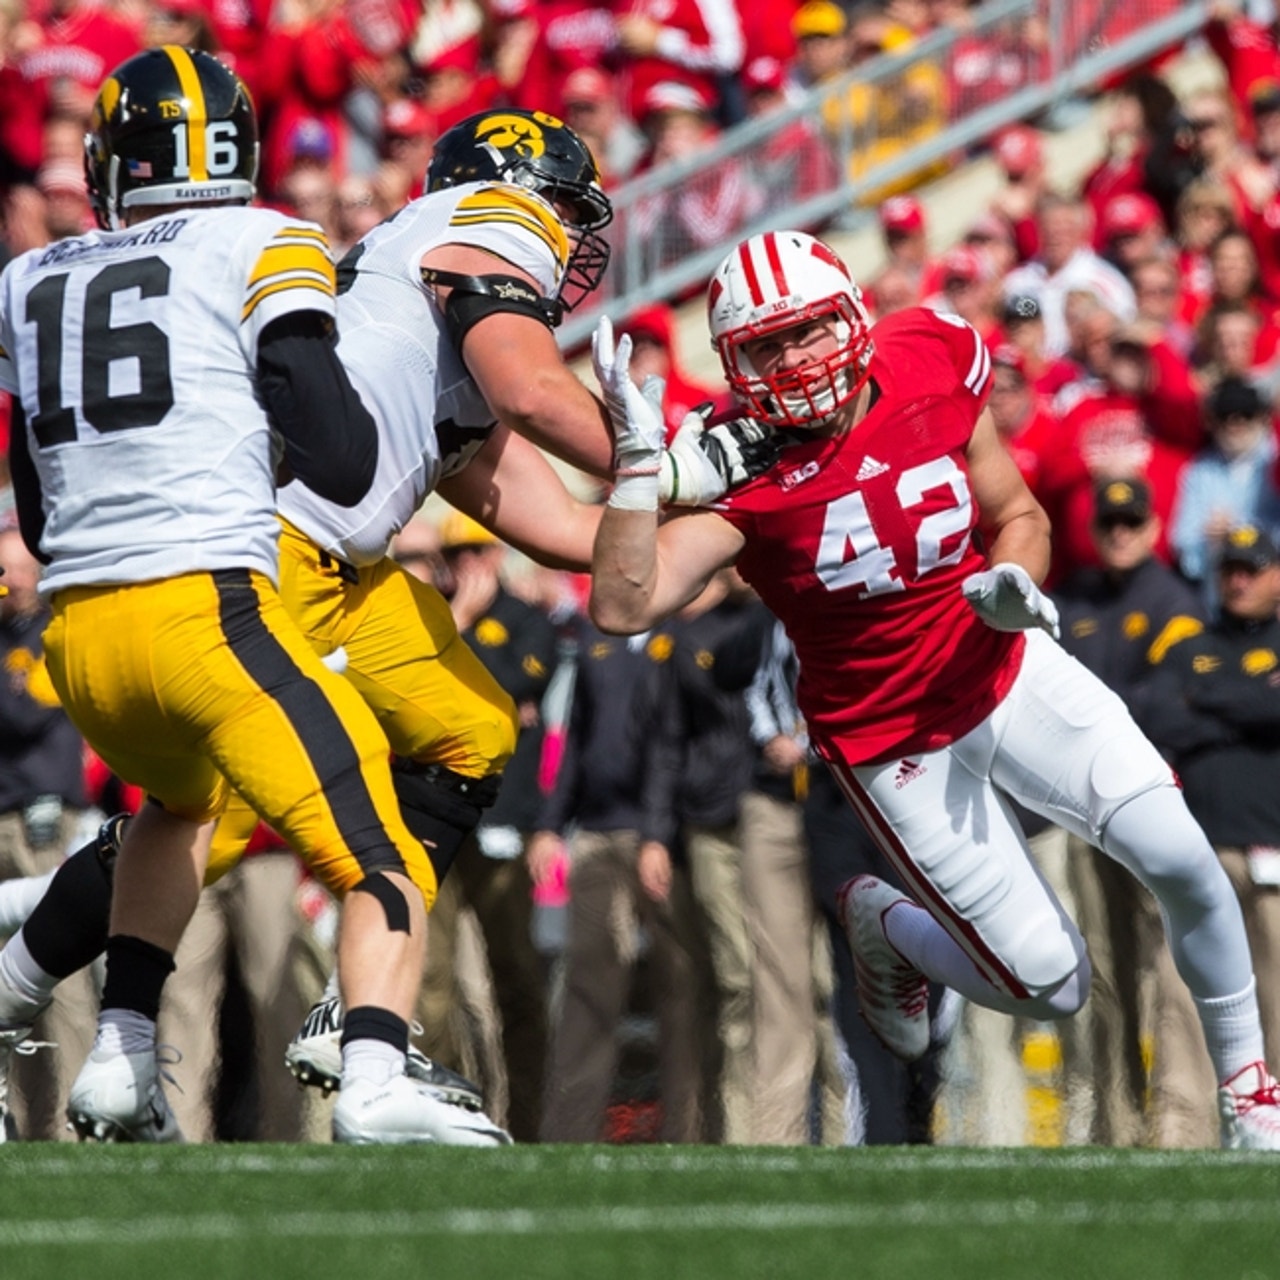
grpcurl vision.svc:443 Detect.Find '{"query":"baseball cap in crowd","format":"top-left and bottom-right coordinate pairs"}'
top-left (489, 0), bottom-right (533, 19)
top-left (991, 343), bottom-right (1028, 380)
top-left (36, 159), bottom-right (86, 197)
top-left (640, 81), bottom-right (712, 120)
top-left (1002, 293), bottom-right (1042, 324)
top-left (1250, 80), bottom-right (1280, 118)
top-left (287, 118), bottom-right (333, 163)
top-left (438, 510), bottom-right (500, 551)
top-left (964, 210), bottom-right (1014, 246)
top-left (993, 125), bottom-right (1042, 178)
top-left (792, 0), bottom-right (848, 40)
top-left (879, 194), bottom-right (925, 236)
top-left (382, 98), bottom-right (432, 139)
top-left (562, 67), bottom-right (614, 107)
top-left (1092, 478), bottom-right (1152, 526)
top-left (743, 56), bottom-right (786, 96)
top-left (939, 245), bottom-right (989, 287)
top-left (1101, 192), bottom-right (1164, 241)
top-left (1208, 375), bottom-right (1268, 423)
top-left (1219, 524), bottom-right (1279, 571)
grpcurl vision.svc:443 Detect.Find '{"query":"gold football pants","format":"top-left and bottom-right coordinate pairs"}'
top-left (43, 568), bottom-right (436, 907)
top-left (203, 521), bottom-right (517, 883)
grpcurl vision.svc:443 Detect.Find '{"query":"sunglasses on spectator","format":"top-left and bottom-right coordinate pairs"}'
top-left (1187, 116), bottom-right (1225, 132)
top-left (1094, 515), bottom-right (1147, 531)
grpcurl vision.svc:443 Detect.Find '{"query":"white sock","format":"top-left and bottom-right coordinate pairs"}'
top-left (322, 970), bottom-right (341, 1003)
top-left (341, 1039), bottom-right (406, 1088)
top-left (1195, 978), bottom-right (1267, 1085)
top-left (0, 870), bottom-right (55, 939)
top-left (0, 929), bottom-right (59, 1019)
top-left (93, 1009), bottom-right (156, 1058)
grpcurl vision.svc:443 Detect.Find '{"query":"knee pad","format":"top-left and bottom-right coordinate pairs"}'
top-left (1002, 916), bottom-right (1091, 1019)
top-left (391, 759), bottom-right (502, 882)
top-left (351, 871), bottom-right (412, 934)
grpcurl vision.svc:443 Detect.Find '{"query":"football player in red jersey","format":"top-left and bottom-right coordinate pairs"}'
top-left (589, 229), bottom-right (1280, 1149)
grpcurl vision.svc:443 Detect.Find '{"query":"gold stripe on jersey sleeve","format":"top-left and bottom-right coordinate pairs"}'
top-left (249, 243), bottom-right (337, 289)
top-left (273, 226), bottom-right (331, 246)
top-left (452, 188), bottom-right (569, 262)
top-left (241, 277), bottom-right (335, 323)
top-left (164, 45), bottom-right (208, 182)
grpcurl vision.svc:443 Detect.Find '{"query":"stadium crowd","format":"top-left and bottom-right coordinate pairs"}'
top-left (2, 0), bottom-right (1280, 1147)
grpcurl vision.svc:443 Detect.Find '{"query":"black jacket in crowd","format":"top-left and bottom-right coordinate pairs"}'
top-left (1139, 609), bottom-right (1280, 847)
top-left (460, 585), bottom-right (559, 833)
top-left (0, 607), bottom-right (86, 814)
top-left (643, 599), bottom-right (756, 850)
top-left (537, 621), bottom-right (672, 838)
top-left (1053, 555), bottom-right (1206, 707)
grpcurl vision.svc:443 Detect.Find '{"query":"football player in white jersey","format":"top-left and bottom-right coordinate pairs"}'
top-left (0, 99), bottom-right (772, 1140)
top-left (0, 47), bottom-right (505, 1147)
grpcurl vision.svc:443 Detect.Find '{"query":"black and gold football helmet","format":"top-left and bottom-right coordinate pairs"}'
top-left (84, 46), bottom-right (259, 231)
top-left (426, 109), bottom-right (612, 314)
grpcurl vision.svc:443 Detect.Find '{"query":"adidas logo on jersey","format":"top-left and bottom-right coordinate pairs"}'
top-left (893, 758), bottom-right (927, 789)
top-left (856, 456), bottom-right (889, 481)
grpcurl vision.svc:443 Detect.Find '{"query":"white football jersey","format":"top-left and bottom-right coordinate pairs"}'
top-left (0, 206), bottom-right (337, 594)
top-left (278, 180), bottom-right (569, 565)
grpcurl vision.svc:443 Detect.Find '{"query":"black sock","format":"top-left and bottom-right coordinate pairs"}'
top-left (341, 1005), bottom-right (409, 1053)
top-left (100, 934), bottom-right (175, 1020)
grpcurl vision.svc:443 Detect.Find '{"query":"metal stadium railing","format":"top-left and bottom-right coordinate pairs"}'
top-left (558, 0), bottom-right (1209, 349)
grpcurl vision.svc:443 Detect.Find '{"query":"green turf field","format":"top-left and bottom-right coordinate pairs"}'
top-left (2, 1145), bottom-right (1278, 1279)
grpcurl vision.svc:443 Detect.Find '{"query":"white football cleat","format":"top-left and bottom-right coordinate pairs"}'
top-left (1219, 1061), bottom-right (1280, 1150)
top-left (838, 875), bottom-right (931, 1062)
top-left (333, 1073), bottom-right (512, 1146)
top-left (66, 1046), bottom-right (184, 1143)
top-left (285, 995), bottom-right (486, 1110)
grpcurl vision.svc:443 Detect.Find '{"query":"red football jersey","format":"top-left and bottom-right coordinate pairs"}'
top-left (715, 307), bottom-right (1024, 766)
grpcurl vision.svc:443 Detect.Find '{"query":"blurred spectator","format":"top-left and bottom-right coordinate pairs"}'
top-left (988, 343), bottom-right (1059, 492)
top-left (1173, 178), bottom-right (1241, 328)
top-left (999, 293), bottom-right (1080, 399)
top-left (1206, 1), bottom-right (1280, 145)
top-left (380, 98), bottom-right (435, 201)
top-left (1140, 522), bottom-right (1280, 1147)
top-left (617, 303), bottom-right (728, 435)
top-left (631, 81), bottom-right (763, 272)
top-left (740, 55), bottom-right (839, 214)
top-left (613, 0), bottom-right (746, 124)
top-left (925, 245), bottom-right (1001, 342)
top-left (962, 209), bottom-right (1019, 281)
top-left (560, 67), bottom-right (646, 185)
top-left (1099, 192), bottom-right (1170, 281)
top-left (143, 0), bottom-right (218, 54)
top-left (945, 1), bottom-right (1045, 118)
top-left (332, 174), bottom-right (383, 257)
top-left (427, 512), bottom-right (558, 1143)
top-left (1038, 312), bottom-right (1204, 583)
top-left (710, 604), bottom-right (846, 1145)
top-left (1170, 375), bottom-right (1280, 597)
top-left (813, 0), bottom-right (947, 202)
top-left (277, 165), bottom-right (340, 245)
top-left (988, 124), bottom-right (1047, 264)
top-left (1003, 192), bottom-right (1138, 356)
top-left (533, 621), bottom-right (707, 1144)
top-left (0, 524), bottom-right (92, 1142)
top-left (1082, 79), bottom-right (1161, 245)
top-left (1194, 299), bottom-right (1271, 390)
top-left (1132, 253), bottom-right (1196, 359)
top-left (1052, 476), bottom-right (1206, 1146)
top-left (33, 157), bottom-right (91, 241)
top-left (869, 195), bottom-right (929, 311)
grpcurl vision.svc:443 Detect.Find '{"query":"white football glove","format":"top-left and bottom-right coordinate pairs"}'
top-left (659, 404), bottom-right (782, 505)
top-left (592, 315), bottom-right (666, 511)
top-left (961, 563), bottom-right (1060, 639)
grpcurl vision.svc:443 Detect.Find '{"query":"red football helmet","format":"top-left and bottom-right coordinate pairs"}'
top-left (707, 230), bottom-right (874, 429)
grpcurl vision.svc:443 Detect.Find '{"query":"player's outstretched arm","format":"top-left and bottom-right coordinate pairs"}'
top-left (437, 424), bottom-right (603, 571)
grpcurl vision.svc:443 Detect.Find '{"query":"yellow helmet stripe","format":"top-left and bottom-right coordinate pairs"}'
top-left (165, 45), bottom-right (208, 182)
